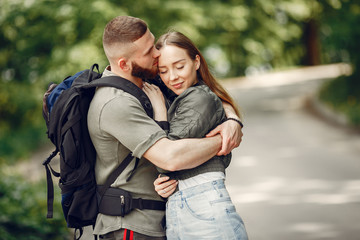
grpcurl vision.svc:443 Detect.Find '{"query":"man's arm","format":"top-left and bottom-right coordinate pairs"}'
top-left (206, 102), bottom-right (243, 156)
top-left (143, 135), bottom-right (222, 171)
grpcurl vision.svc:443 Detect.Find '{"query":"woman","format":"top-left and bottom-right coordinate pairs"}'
top-left (143, 31), bottom-right (248, 240)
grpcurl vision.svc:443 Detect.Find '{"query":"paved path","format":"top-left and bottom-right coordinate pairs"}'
top-left (223, 64), bottom-right (360, 240)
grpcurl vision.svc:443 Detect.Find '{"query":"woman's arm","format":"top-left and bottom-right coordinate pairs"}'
top-left (223, 102), bottom-right (241, 120)
top-left (143, 82), bottom-right (167, 121)
top-left (166, 87), bottom-right (224, 140)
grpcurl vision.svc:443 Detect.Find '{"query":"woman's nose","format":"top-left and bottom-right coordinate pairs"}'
top-left (169, 70), bottom-right (178, 81)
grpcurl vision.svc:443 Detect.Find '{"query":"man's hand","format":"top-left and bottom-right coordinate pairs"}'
top-left (206, 119), bottom-right (243, 155)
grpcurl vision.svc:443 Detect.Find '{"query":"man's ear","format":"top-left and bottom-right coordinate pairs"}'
top-left (118, 58), bottom-right (130, 71)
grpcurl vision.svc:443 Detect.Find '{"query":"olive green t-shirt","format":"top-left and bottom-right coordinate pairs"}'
top-left (87, 69), bottom-right (167, 236)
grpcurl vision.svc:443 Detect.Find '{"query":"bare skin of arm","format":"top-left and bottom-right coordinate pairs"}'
top-left (143, 135), bottom-right (222, 172)
top-left (207, 102), bottom-right (243, 156)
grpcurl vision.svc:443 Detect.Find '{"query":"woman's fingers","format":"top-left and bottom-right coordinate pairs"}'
top-left (154, 175), bottom-right (170, 185)
top-left (143, 83), bottom-right (163, 99)
top-left (143, 83), bottom-right (160, 97)
top-left (154, 175), bottom-right (178, 198)
top-left (154, 179), bottom-right (177, 191)
top-left (159, 180), bottom-right (178, 198)
top-left (160, 181), bottom-right (177, 197)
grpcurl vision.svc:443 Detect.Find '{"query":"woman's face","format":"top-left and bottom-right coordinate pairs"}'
top-left (158, 45), bottom-right (200, 95)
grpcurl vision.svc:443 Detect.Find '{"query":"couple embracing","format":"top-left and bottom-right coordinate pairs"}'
top-left (88, 16), bottom-right (248, 240)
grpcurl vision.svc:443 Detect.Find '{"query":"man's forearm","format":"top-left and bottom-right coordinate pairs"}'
top-left (143, 135), bottom-right (222, 171)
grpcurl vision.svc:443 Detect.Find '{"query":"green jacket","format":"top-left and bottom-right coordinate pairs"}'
top-left (159, 82), bottom-right (231, 180)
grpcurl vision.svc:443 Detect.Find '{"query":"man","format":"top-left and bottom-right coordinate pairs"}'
top-left (88, 16), bottom-right (243, 239)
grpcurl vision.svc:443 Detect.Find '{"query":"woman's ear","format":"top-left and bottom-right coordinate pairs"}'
top-left (195, 55), bottom-right (201, 70)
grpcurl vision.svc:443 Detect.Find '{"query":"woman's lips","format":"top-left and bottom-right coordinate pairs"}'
top-left (172, 82), bottom-right (183, 89)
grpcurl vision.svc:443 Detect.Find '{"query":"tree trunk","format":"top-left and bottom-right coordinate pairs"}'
top-left (304, 19), bottom-right (321, 66)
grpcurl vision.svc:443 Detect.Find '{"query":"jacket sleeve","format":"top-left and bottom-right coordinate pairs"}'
top-left (167, 87), bottom-right (225, 140)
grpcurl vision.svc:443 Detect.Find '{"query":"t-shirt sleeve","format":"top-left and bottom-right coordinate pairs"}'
top-left (99, 93), bottom-right (167, 159)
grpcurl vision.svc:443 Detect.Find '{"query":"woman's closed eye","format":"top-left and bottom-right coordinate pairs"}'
top-left (159, 65), bottom-right (184, 74)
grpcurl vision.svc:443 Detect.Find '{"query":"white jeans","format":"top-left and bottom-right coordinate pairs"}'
top-left (165, 179), bottom-right (248, 240)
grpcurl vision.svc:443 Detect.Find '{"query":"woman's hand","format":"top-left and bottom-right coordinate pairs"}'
top-left (154, 175), bottom-right (178, 198)
top-left (143, 82), bottom-right (168, 121)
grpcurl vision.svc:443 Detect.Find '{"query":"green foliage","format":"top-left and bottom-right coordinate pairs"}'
top-left (1, 0), bottom-right (112, 85)
top-left (319, 76), bottom-right (360, 126)
top-left (0, 172), bottom-right (69, 240)
top-left (138, 0), bottom-right (313, 76)
top-left (0, 0), bottom-right (359, 162)
top-left (1, 0), bottom-right (357, 81)
top-left (0, 0), bottom-right (317, 84)
top-left (0, 81), bottom-right (47, 163)
top-left (317, 0), bottom-right (360, 127)
top-left (320, 0), bottom-right (360, 77)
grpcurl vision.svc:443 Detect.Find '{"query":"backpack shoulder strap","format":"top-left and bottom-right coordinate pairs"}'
top-left (97, 153), bottom-right (133, 199)
top-left (84, 76), bottom-right (153, 118)
top-left (87, 76), bottom-right (157, 206)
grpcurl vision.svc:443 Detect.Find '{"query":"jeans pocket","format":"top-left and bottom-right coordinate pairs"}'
top-left (183, 194), bottom-right (215, 221)
top-left (210, 191), bottom-right (248, 239)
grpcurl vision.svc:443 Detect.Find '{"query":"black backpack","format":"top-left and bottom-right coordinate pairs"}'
top-left (42, 64), bottom-right (165, 239)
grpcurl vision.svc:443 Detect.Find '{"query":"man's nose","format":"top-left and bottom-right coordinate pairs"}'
top-left (153, 48), bottom-right (160, 58)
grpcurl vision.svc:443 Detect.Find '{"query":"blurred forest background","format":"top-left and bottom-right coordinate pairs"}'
top-left (0, 0), bottom-right (359, 239)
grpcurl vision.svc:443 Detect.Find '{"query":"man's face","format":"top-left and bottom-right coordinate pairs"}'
top-left (131, 61), bottom-right (157, 79)
top-left (131, 29), bottom-right (160, 79)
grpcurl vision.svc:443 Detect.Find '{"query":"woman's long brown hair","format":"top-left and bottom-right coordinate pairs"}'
top-left (156, 31), bottom-right (241, 117)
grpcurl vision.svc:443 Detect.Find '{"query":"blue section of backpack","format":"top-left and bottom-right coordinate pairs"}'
top-left (47, 70), bottom-right (85, 113)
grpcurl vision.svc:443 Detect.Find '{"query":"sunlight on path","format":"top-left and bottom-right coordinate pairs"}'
top-left (222, 63), bottom-right (352, 90)
top-left (289, 222), bottom-right (340, 239)
top-left (227, 176), bottom-right (360, 205)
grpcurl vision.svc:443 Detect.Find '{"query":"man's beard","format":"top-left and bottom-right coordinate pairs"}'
top-left (131, 61), bottom-right (158, 80)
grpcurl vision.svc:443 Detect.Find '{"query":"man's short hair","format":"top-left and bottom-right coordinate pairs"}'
top-left (103, 16), bottom-right (148, 60)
